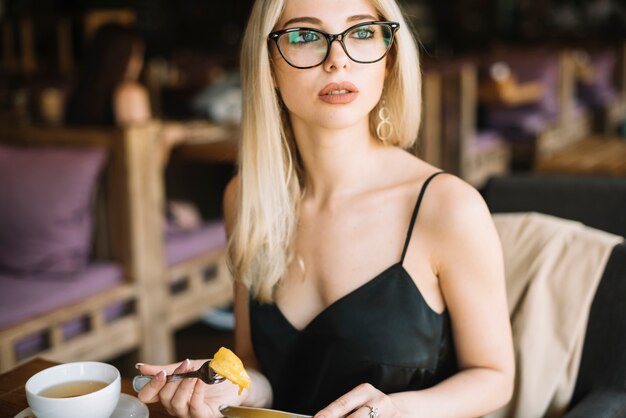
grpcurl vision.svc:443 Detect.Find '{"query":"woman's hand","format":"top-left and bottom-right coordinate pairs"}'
top-left (315, 383), bottom-right (401, 418)
top-left (137, 359), bottom-right (244, 418)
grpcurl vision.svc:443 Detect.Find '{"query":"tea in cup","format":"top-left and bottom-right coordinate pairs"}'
top-left (25, 361), bottom-right (121, 418)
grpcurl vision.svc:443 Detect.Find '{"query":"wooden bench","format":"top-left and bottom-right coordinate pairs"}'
top-left (0, 121), bottom-right (233, 370)
top-left (0, 124), bottom-right (147, 372)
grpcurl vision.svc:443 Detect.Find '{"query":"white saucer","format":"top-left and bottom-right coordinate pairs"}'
top-left (14, 393), bottom-right (149, 418)
top-left (110, 394), bottom-right (149, 418)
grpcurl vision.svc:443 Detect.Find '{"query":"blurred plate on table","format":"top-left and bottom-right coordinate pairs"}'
top-left (220, 405), bottom-right (311, 418)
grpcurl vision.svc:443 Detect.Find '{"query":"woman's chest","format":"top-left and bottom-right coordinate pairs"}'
top-left (277, 222), bottom-right (440, 331)
top-left (253, 270), bottom-right (447, 366)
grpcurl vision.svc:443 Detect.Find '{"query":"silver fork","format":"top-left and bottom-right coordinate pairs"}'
top-left (132, 360), bottom-right (225, 392)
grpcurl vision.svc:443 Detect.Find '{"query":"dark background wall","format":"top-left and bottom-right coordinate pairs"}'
top-left (2, 0), bottom-right (625, 62)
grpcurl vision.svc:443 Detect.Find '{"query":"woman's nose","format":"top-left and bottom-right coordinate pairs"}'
top-left (323, 39), bottom-right (351, 71)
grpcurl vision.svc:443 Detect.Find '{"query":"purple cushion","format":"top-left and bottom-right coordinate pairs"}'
top-left (486, 105), bottom-right (556, 140)
top-left (0, 145), bottom-right (107, 275)
top-left (0, 262), bottom-right (123, 328)
top-left (576, 50), bottom-right (619, 110)
top-left (470, 131), bottom-right (504, 151)
top-left (165, 220), bottom-right (226, 266)
top-left (578, 84), bottom-right (619, 109)
top-left (588, 49), bottom-right (618, 89)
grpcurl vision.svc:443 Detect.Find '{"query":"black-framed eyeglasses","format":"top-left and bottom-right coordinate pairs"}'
top-left (268, 21), bottom-right (400, 69)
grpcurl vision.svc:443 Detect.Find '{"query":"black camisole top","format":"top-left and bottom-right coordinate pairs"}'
top-left (249, 172), bottom-right (458, 414)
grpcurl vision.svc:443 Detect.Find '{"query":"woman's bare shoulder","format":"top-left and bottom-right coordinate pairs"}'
top-left (420, 172), bottom-right (490, 228)
top-left (414, 172), bottom-right (498, 264)
top-left (113, 81), bottom-right (150, 125)
top-left (114, 81), bottom-right (148, 100)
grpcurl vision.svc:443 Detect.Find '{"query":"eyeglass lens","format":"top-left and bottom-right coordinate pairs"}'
top-left (277, 23), bottom-right (394, 68)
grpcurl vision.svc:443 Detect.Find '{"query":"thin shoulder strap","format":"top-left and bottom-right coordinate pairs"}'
top-left (400, 171), bottom-right (445, 264)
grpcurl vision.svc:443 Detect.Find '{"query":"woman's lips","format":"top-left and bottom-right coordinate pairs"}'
top-left (318, 82), bottom-right (359, 104)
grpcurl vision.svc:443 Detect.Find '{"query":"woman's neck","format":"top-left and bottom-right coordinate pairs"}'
top-left (291, 118), bottom-right (386, 205)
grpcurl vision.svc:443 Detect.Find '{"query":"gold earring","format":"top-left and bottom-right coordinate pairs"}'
top-left (376, 98), bottom-right (393, 142)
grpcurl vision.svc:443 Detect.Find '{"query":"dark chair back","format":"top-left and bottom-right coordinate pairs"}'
top-left (572, 242), bottom-right (626, 406)
top-left (482, 174), bottom-right (626, 238)
top-left (482, 174), bottom-right (626, 412)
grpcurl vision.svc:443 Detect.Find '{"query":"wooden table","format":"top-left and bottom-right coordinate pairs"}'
top-left (535, 137), bottom-right (626, 176)
top-left (0, 358), bottom-right (172, 417)
top-left (172, 123), bottom-right (239, 164)
top-left (174, 137), bottom-right (238, 163)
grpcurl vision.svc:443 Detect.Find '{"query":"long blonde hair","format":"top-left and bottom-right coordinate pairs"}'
top-left (229, 0), bottom-right (421, 303)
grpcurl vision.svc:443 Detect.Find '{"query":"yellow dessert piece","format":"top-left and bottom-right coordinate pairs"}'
top-left (209, 347), bottom-right (251, 395)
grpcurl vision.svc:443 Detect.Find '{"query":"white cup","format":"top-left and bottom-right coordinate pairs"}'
top-left (25, 361), bottom-right (121, 418)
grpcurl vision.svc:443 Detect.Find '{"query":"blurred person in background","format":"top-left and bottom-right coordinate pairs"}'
top-left (65, 22), bottom-right (201, 229)
top-left (65, 23), bottom-right (150, 126)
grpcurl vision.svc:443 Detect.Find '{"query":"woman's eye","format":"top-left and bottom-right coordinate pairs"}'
top-left (303, 32), bottom-right (319, 42)
top-left (352, 28), bottom-right (375, 39)
top-left (288, 31), bottom-right (320, 44)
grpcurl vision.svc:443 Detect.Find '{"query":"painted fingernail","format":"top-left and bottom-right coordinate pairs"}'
top-left (134, 363), bottom-right (144, 370)
top-left (156, 370), bottom-right (166, 382)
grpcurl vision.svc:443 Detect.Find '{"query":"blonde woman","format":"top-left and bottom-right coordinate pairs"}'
top-left (137, 0), bottom-right (515, 416)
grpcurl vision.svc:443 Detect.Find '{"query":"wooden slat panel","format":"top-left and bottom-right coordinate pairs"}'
top-left (0, 317), bottom-right (141, 373)
top-left (91, 309), bottom-right (106, 332)
top-left (167, 248), bottom-right (225, 282)
top-left (45, 317), bottom-right (140, 363)
top-left (0, 344), bottom-right (15, 373)
top-left (189, 271), bottom-right (204, 292)
top-left (0, 285), bottom-right (135, 341)
top-left (50, 326), bottom-right (63, 348)
top-left (168, 277), bottom-right (233, 329)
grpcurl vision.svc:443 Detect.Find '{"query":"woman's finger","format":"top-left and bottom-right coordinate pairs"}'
top-left (170, 375), bottom-right (199, 416)
top-left (136, 361), bottom-right (183, 377)
top-left (189, 379), bottom-right (210, 418)
top-left (314, 383), bottom-right (377, 418)
top-left (137, 369), bottom-right (167, 404)
top-left (347, 405), bottom-right (380, 418)
top-left (159, 359), bottom-right (192, 412)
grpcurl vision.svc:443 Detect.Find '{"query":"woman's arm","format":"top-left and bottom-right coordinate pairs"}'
top-left (223, 177), bottom-right (274, 408)
top-left (315, 175), bottom-right (514, 418)
top-left (389, 176), bottom-right (515, 417)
